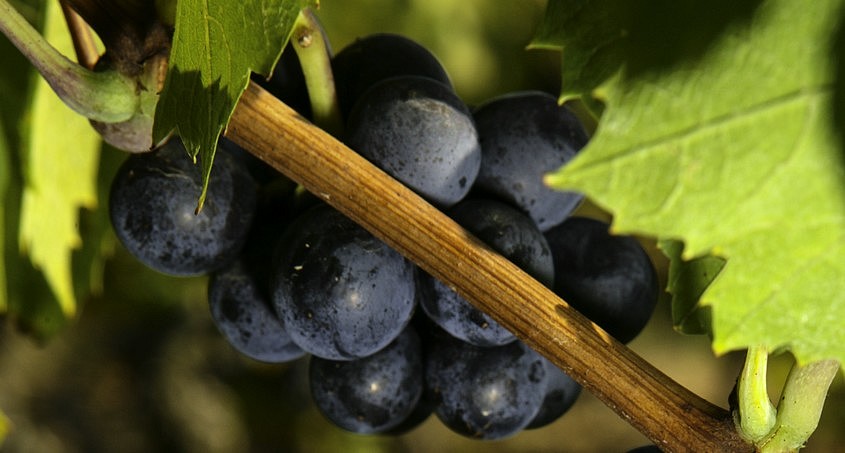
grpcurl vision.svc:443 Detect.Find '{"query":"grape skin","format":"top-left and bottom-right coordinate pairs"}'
top-left (545, 217), bottom-right (659, 344)
top-left (271, 204), bottom-right (416, 360)
top-left (425, 334), bottom-right (548, 440)
top-left (473, 91), bottom-right (589, 231)
top-left (331, 33), bottom-right (453, 120)
top-left (208, 260), bottom-right (305, 363)
top-left (109, 139), bottom-right (257, 276)
top-left (345, 76), bottom-right (481, 208)
top-left (417, 198), bottom-right (553, 347)
top-left (309, 327), bottom-right (424, 434)
top-left (525, 356), bottom-right (582, 429)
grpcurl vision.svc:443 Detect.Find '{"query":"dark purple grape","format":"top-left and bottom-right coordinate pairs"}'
top-left (417, 198), bottom-right (553, 346)
top-left (627, 446), bottom-right (664, 453)
top-left (545, 217), bottom-right (659, 344)
top-left (425, 334), bottom-right (547, 440)
top-left (525, 356), bottom-right (581, 429)
top-left (208, 260), bottom-right (305, 363)
top-left (331, 33), bottom-right (452, 119)
top-left (309, 327), bottom-right (423, 434)
top-left (109, 139), bottom-right (257, 276)
top-left (383, 395), bottom-right (434, 436)
top-left (218, 136), bottom-right (287, 186)
top-left (473, 91), bottom-right (589, 231)
top-left (253, 42), bottom-right (312, 119)
top-left (270, 204), bottom-right (416, 360)
top-left (345, 76), bottom-right (480, 208)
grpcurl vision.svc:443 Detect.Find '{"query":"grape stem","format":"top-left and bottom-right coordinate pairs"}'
top-left (224, 82), bottom-right (754, 453)
top-left (759, 359), bottom-right (841, 453)
top-left (0, 0), bottom-right (139, 123)
top-left (290, 8), bottom-right (343, 136)
top-left (735, 346), bottom-right (777, 442)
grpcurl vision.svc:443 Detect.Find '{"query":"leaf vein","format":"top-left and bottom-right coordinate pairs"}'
top-left (580, 85), bottom-right (832, 170)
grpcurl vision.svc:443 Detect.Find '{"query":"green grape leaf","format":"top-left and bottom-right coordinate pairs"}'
top-left (545, 0), bottom-right (845, 366)
top-left (529, 0), bottom-right (624, 103)
top-left (1, 0), bottom-right (109, 339)
top-left (1, 0), bottom-right (44, 314)
top-left (153, 0), bottom-right (313, 210)
top-left (659, 239), bottom-right (724, 336)
top-left (17, 0), bottom-right (101, 317)
top-left (530, 0), bottom-right (764, 105)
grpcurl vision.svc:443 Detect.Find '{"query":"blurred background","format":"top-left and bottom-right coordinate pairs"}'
top-left (1, 0), bottom-right (843, 452)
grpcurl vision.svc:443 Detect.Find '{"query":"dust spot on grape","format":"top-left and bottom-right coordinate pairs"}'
top-left (528, 361), bottom-right (545, 383)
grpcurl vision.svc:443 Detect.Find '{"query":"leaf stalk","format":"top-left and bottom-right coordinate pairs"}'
top-left (291, 7), bottom-right (343, 136)
top-left (760, 359), bottom-right (841, 453)
top-left (735, 346), bottom-right (778, 442)
top-left (0, 0), bottom-right (140, 123)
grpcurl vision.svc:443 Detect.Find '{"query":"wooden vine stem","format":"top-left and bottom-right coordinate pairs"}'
top-left (225, 81), bottom-right (753, 453)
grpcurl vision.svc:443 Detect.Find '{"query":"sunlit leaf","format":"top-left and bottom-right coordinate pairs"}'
top-left (545, 0), bottom-right (845, 365)
top-left (17, 0), bottom-right (101, 317)
top-left (153, 0), bottom-right (314, 210)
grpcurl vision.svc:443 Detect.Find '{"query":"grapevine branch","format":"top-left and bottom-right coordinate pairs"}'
top-left (224, 81), bottom-right (753, 453)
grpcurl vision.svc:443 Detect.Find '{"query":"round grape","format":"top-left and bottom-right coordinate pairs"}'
top-left (545, 217), bottom-right (659, 344)
top-left (309, 327), bottom-right (423, 434)
top-left (332, 33), bottom-right (452, 119)
top-left (473, 91), bottom-right (589, 231)
top-left (345, 76), bottom-right (480, 208)
top-left (425, 334), bottom-right (547, 440)
top-left (208, 260), bottom-right (305, 363)
top-left (271, 204), bottom-right (416, 360)
top-left (109, 139), bottom-right (257, 276)
top-left (525, 356), bottom-right (582, 429)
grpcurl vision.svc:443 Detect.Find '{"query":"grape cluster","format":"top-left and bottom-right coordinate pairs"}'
top-left (108, 33), bottom-right (659, 441)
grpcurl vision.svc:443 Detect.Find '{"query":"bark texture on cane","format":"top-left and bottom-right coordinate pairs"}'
top-left (226, 82), bottom-right (753, 453)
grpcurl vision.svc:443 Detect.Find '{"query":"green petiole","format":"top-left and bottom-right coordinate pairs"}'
top-left (291, 7), bottom-right (344, 137)
top-left (760, 359), bottom-right (841, 453)
top-left (0, 0), bottom-right (139, 123)
top-left (734, 345), bottom-right (841, 452)
top-left (735, 345), bottom-right (778, 443)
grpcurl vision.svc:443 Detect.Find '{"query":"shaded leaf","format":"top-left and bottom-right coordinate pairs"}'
top-left (529, 0), bottom-right (624, 103)
top-left (659, 239), bottom-right (724, 336)
top-left (531, 0), bottom-right (763, 104)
